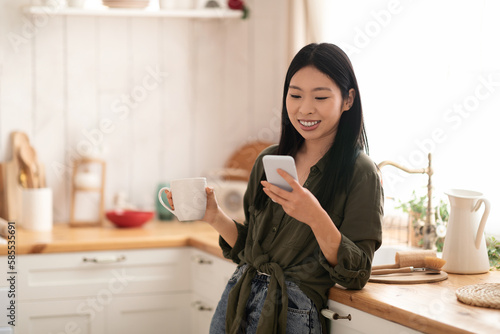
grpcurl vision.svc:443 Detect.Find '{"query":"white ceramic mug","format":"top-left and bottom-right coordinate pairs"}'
top-left (158, 177), bottom-right (207, 221)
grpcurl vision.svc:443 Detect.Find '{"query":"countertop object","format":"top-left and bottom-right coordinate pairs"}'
top-left (105, 210), bottom-right (154, 228)
top-left (1, 221), bottom-right (499, 334)
top-left (70, 158), bottom-right (106, 227)
top-left (368, 270), bottom-right (448, 284)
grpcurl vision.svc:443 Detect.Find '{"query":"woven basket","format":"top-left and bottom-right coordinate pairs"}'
top-left (456, 283), bottom-right (500, 309)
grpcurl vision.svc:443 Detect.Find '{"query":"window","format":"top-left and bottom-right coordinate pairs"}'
top-left (322, 0), bottom-right (500, 237)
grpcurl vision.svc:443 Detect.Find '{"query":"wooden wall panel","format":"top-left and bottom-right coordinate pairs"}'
top-left (97, 17), bottom-right (131, 210)
top-left (159, 19), bottom-right (195, 181)
top-left (33, 15), bottom-right (66, 221)
top-left (0, 0), bottom-right (33, 160)
top-left (66, 16), bottom-right (100, 222)
top-left (221, 18), bottom-right (251, 164)
top-left (248, 0), bottom-right (286, 144)
top-left (192, 20), bottom-right (225, 177)
top-left (129, 17), bottom-right (162, 209)
top-left (0, 0), bottom-right (289, 222)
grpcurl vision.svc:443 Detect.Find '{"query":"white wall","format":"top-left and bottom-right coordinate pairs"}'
top-left (323, 0), bottom-right (500, 236)
top-left (0, 0), bottom-right (289, 222)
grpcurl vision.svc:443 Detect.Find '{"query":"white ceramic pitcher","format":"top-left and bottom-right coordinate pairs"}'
top-left (441, 189), bottom-right (491, 274)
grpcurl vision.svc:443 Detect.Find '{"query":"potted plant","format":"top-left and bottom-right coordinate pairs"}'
top-left (396, 190), bottom-right (448, 250)
top-left (487, 236), bottom-right (500, 270)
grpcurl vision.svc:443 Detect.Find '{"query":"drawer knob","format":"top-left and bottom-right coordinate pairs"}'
top-left (321, 309), bottom-right (352, 321)
top-left (83, 255), bottom-right (126, 264)
top-left (192, 301), bottom-right (214, 312)
top-left (192, 255), bottom-right (213, 265)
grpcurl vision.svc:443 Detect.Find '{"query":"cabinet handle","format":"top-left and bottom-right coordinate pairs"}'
top-left (321, 309), bottom-right (352, 321)
top-left (192, 301), bottom-right (213, 312)
top-left (192, 255), bottom-right (213, 265)
top-left (83, 255), bottom-right (126, 264)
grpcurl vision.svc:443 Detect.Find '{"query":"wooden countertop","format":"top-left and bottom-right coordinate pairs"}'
top-left (2, 220), bottom-right (499, 334)
top-left (329, 272), bottom-right (499, 334)
top-left (0, 219), bottom-right (224, 258)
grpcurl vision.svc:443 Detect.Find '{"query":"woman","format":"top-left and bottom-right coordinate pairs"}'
top-left (169, 43), bottom-right (383, 333)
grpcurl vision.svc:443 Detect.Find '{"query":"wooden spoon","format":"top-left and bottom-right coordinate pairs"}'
top-left (38, 163), bottom-right (46, 188)
top-left (11, 132), bottom-right (30, 162)
top-left (19, 144), bottom-right (38, 188)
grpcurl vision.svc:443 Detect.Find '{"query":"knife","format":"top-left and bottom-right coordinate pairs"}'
top-left (371, 266), bottom-right (441, 275)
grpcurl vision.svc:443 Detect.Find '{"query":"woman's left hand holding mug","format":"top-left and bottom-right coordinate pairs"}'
top-left (201, 187), bottom-right (223, 225)
top-left (163, 188), bottom-right (175, 211)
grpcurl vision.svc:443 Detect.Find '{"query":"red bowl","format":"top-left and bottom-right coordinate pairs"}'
top-left (106, 210), bottom-right (154, 228)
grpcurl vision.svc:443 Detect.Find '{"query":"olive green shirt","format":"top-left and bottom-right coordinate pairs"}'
top-left (220, 145), bottom-right (383, 334)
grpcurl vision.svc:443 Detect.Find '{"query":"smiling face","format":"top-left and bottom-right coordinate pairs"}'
top-left (286, 65), bottom-right (354, 148)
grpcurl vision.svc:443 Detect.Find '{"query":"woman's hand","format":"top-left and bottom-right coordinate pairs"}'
top-left (163, 188), bottom-right (175, 211)
top-left (201, 187), bottom-right (222, 225)
top-left (163, 187), bottom-right (221, 225)
top-left (262, 169), bottom-right (342, 266)
top-left (261, 169), bottom-right (324, 227)
top-left (164, 187), bottom-right (239, 247)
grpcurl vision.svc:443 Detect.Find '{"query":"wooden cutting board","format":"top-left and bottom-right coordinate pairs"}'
top-left (0, 132), bottom-right (30, 221)
top-left (0, 164), bottom-right (5, 219)
top-left (369, 271), bottom-right (448, 284)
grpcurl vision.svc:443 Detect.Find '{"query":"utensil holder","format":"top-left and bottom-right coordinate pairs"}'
top-left (21, 187), bottom-right (53, 231)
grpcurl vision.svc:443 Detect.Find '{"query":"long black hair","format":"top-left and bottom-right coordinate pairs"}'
top-left (256, 43), bottom-right (368, 212)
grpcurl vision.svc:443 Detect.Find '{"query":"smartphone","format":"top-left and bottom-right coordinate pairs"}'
top-left (262, 155), bottom-right (298, 192)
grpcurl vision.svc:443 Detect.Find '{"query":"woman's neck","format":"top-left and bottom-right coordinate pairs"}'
top-left (299, 137), bottom-right (333, 161)
top-left (294, 140), bottom-right (331, 172)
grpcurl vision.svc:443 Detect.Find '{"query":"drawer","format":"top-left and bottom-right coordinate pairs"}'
top-left (107, 292), bottom-right (192, 334)
top-left (190, 249), bottom-right (236, 302)
top-left (17, 298), bottom-right (105, 334)
top-left (16, 247), bottom-right (191, 301)
top-left (191, 293), bottom-right (218, 334)
top-left (325, 300), bottom-right (422, 334)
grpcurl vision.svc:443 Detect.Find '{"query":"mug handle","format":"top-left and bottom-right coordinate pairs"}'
top-left (158, 187), bottom-right (176, 216)
top-left (473, 198), bottom-right (491, 249)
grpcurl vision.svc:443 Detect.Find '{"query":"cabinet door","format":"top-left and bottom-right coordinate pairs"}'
top-left (190, 249), bottom-right (236, 334)
top-left (18, 299), bottom-right (105, 334)
top-left (191, 293), bottom-right (218, 334)
top-left (190, 249), bottom-right (236, 302)
top-left (326, 300), bottom-right (422, 334)
top-left (107, 293), bottom-right (191, 334)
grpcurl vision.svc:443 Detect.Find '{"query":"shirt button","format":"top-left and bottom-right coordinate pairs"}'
top-left (310, 166), bottom-right (319, 175)
top-left (304, 181), bottom-right (309, 187)
top-left (359, 271), bottom-right (367, 278)
top-left (272, 227), bottom-right (277, 232)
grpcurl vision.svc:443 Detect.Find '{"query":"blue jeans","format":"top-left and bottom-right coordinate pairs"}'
top-left (209, 265), bottom-right (322, 334)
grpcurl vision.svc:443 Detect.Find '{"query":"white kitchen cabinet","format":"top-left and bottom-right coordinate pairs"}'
top-left (190, 248), bottom-right (237, 334)
top-left (13, 247), bottom-right (192, 334)
top-left (190, 293), bottom-right (218, 334)
top-left (18, 299), bottom-right (105, 334)
top-left (17, 248), bottom-right (191, 301)
top-left (325, 300), bottom-right (422, 334)
top-left (107, 293), bottom-right (192, 334)
top-left (2, 247), bottom-right (237, 334)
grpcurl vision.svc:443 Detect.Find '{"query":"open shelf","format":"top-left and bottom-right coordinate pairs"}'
top-left (23, 6), bottom-right (243, 19)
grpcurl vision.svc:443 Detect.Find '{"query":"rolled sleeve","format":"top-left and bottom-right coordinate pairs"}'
top-left (319, 235), bottom-right (372, 289)
top-left (320, 167), bottom-right (383, 289)
top-left (219, 220), bottom-right (248, 264)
